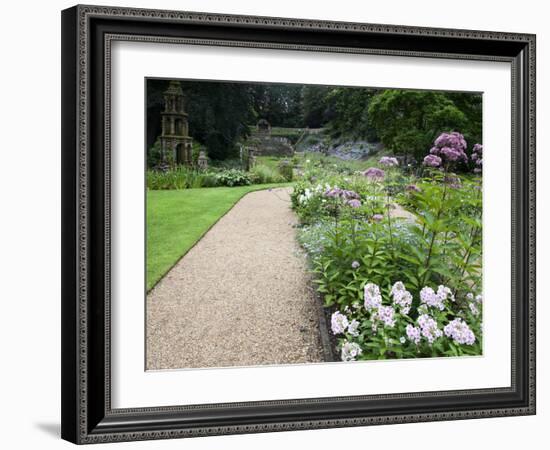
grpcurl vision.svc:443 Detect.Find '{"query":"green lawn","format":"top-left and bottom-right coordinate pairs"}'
top-left (147, 183), bottom-right (292, 290)
top-left (256, 155), bottom-right (285, 169)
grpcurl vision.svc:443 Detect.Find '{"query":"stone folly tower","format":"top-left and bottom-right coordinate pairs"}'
top-left (160, 80), bottom-right (193, 166)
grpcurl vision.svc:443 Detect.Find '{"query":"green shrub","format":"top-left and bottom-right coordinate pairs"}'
top-left (214, 169), bottom-right (252, 187)
top-left (292, 153), bottom-right (483, 361)
top-left (250, 165), bottom-right (285, 184)
top-left (147, 139), bottom-right (175, 169)
top-left (146, 166), bottom-right (208, 190)
top-left (278, 160), bottom-right (293, 181)
top-left (211, 158), bottom-right (244, 170)
top-left (147, 140), bottom-right (162, 169)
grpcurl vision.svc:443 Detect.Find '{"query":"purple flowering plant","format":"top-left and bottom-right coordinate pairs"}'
top-left (291, 142), bottom-right (482, 360)
top-left (329, 281), bottom-right (482, 360)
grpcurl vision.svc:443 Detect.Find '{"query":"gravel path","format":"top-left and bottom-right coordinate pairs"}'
top-left (390, 203), bottom-right (417, 222)
top-left (146, 187), bottom-right (324, 370)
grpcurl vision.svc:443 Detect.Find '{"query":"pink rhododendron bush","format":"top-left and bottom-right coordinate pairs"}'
top-left (292, 132), bottom-right (483, 360)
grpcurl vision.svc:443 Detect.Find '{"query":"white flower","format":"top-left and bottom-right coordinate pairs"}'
top-left (341, 341), bottom-right (362, 362)
top-left (377, 305), bottom-right (396, 328)
top-left (418, 314), bottom-right (442, 344)
top-left (420, 285), bottom-right (453, 310)
top-left (331, 311), bottom-right (349, 335)
top-left (391, 281), bottom-right (413, 315)
top-left (444, 318), bottom-right (476, 345)
top-left (437, 285), bottom-right (455, 302)
top-left (406, 324), bottom-right (421, 344)
top-left (347, 319), bottom-right (360, 337)
top-left (364, 283), bottom-right (382, 311)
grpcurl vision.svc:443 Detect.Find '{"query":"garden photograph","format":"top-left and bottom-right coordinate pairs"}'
top-left (145, 78), bottom-right (484, 370)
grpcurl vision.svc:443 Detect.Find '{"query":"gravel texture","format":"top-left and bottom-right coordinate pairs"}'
top-left (146, 187), bottom-right (324, 370)
top-left (390, 203), bottom-right (417, 222)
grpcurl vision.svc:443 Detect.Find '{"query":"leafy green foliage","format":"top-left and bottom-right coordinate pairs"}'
top-left (213, 169), bottom-right (252, 187)
top-left (249, 84), bottom-right (303, 127)
top-left (147, 79), bottom-right (255, 162)
top-left (301, 85), bottom-right (332, 128)
top-left (146, 166), bottom-right (288, 190)
top-left (324, 87), bottom-right (379, 141)
top-left (249, 164), bottom-right (286, 184)
top-left (147, 166), bottom-right (218, 190)
top-left (368, 90), bottom-right (481, 162)
top-left (148, 80), bottom-right (482, 167)
top-left (292, 155), bottom-right (483, 360)
top-left (277, 160), bottom-right (294, 181)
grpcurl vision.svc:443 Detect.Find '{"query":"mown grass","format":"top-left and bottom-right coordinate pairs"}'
top-left (147, 183), bottom-right (292, 290)
top-left (256, 156), bottom-right (282, 169)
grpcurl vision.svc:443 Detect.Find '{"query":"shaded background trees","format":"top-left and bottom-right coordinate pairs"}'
top-left (147, 80), bottom-right (255, 161)
top-left (147, 79), bottom-right (482, 164)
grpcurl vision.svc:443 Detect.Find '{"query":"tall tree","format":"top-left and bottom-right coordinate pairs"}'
top-left (301, 85), bottom-right (331, 128)
top-left (249, 84), bottom-right (303, 127)
top-left (324, 87), bottom-right (379, 140)
top-left (368, 90), bottom-right (471, 160)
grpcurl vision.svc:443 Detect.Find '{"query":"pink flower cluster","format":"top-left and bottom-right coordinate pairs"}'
top-left (375, 305), bottom-right (396, 328)
top-left (341, 341), bottom-right (362, 361)
top-left (331, 281), bottom-right (480, 357)
top-left (364, 283), bottom-right (397, 328)
top-left (379, 156), bottom-right (399, 167)
top-left (406, 324), bottom-right (421, 344)
top-left (471, 143), bottom-right (483, 173)
top-left (466, 292), bottom-right (482, 316)
top-left (423, 154), bottom-right (442, 167)
top-left (347, 199), bottom-right (362, 208)
top-left (324, 187), bottom-right (362, 208)
top-left (364, 283), bottom-right (382, 311)
top-left (331, 311), bottom-right (361, 337)
top-left (418, 314), bottom-right (443, 344)
top-left (391, 281), bottom-right (413, 315)
top-left (331, 311), bottom-right (349, 335)
top-left (443, 318), bottom-right (476, 345)
top-left (324, 187), bottom-right (359, 200)
top-left (419, 285), bottom-right (454, 311)
top-left (362, 167), bottom-right (385, 181)
top-left (425, 131), bottom-right (468, 166)
top-left (406, 184), bottom-right (421, 193)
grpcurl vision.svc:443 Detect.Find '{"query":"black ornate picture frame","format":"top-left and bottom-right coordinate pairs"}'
top-left (61, 4), bottom-right (536, 444)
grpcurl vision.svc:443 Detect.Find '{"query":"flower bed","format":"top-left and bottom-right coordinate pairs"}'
top-left (292, 132), bottom-right (483, 361)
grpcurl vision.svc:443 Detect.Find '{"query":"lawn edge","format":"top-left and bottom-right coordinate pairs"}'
top-left (147, 183), bottom-right (293, 293)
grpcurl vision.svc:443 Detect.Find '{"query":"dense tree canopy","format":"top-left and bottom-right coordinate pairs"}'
top-left (249, 84), bottom-right (303, 128)
top-left (323, 87), bottom-right (379, 141)
top-left (368, 90), bottom-right (480, 161)
top-left (147, 80), bottom-right (255, 160)
top-left (147, 79), bottom-right (482, 163)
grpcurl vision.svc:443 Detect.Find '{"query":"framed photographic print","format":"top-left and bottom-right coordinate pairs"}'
top-left (61, 4), bottom-right (536, 444)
